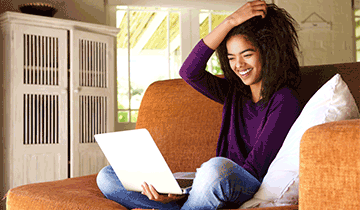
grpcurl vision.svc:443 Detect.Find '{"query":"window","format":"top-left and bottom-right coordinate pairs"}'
top-left (116, 6), bottom-right (232, 128)
top-left (116, 6), bottom-right (181, 125)
top-left (355, 9), bottom-right (360, 61)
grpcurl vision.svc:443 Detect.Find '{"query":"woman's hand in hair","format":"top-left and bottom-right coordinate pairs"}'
top-left (203, 0), bottom-right (267, 50)
top-left (141, 182), bottom-right (186, 204)
top-left (227, 0), bottom-right (267, 28)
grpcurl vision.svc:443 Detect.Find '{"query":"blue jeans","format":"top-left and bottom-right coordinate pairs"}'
top-left (96, 157), bottom-right (261, 210)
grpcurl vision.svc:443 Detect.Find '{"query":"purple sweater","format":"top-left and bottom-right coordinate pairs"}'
top-left (179, 40), bottom-right (301, 181)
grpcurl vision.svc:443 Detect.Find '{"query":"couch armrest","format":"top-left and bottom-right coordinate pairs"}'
top-left (299, 119), bottom-right (360, 209)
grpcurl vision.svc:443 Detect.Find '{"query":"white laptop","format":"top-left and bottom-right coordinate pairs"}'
top-left (95, 128), bottom-right (194, 195)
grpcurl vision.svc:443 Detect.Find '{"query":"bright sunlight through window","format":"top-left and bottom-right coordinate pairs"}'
top-left (116, 6), bottom-right (231, 124)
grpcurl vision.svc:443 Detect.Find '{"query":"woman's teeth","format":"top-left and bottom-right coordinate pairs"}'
top-left (239, 68), bottom-right (252, 75)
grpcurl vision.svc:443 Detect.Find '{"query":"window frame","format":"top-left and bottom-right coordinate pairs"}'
top-left (354, 9), bottom-right (360, 61)
top-left (114, 6), bottom-right (232, 131)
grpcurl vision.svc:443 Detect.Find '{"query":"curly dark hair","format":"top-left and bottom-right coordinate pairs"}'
top-left (216, 3), bottom-right (301, 105)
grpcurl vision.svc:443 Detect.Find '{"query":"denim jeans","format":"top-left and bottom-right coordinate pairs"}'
top-left (96, 157), bottom-right (261, 210)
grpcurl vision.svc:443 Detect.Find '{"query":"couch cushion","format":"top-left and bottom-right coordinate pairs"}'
top-left (6, 174), bottom-right (127, 210)
top-left (6, 173), bottom-right (299, 210)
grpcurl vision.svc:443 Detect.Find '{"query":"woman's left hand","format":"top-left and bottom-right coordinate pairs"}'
top-left (203, 0), bottom-right (267, 50)
top-left (141, 182), bottom-right (186, 204)
top-left (226, 0), bottom-right (267, 28)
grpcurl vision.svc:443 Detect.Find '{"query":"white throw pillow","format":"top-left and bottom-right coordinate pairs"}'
top-left (239, 74), bottom-right (360, 209)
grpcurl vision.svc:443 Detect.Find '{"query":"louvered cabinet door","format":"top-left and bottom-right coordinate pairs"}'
top-left (11, 24), bottom-right (68, 188)
top-left (70, 30), bottom-right (115, 177)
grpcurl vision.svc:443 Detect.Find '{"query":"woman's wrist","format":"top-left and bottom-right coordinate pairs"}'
top-left (224, 15), bottom-right (238, 29)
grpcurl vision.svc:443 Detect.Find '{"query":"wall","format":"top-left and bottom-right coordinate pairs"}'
top-left (0, 0), bottom-right (106, 25)
top-left (108, 0), bottom-right (355, 66)
top-left (276, 0), bottom-right (355, 65)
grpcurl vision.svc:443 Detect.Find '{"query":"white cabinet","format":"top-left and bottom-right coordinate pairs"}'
top-left (0, 12), bottom-right (119, 192)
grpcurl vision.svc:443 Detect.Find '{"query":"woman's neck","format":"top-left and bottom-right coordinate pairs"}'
top-left (251, 92), bottom-right (261, 103)
top-left (250, 83), bottom-right (262, 103)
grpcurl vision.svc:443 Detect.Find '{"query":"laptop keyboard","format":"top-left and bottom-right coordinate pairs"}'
top-left (176, 179), bottom-right (193, 188)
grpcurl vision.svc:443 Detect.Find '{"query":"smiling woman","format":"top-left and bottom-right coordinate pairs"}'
top-left (176, 2), bottom-right (302, 209)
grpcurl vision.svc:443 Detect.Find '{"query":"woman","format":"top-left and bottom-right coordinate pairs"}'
top-left (97, 1), bottom-right (302, 209)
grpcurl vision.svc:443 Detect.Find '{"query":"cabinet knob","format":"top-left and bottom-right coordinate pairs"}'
top-left (74, 88), bottom-right (80, 93)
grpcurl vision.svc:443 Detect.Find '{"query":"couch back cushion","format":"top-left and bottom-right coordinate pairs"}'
top-left (298, 62), bottom-right (360, 108)
top-left (135, 79), bottom-right (223, 172)
top-left (136, 62), bottom-right (360, 172)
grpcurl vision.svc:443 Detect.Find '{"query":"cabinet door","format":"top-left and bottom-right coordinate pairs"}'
top-left (12, 24), bottom-right (68, 188)
top-left (70, 30), bottom-right (115, 177)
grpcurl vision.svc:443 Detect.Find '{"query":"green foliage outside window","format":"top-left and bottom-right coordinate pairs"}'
top-left (206, 55), bottom-right (223, 75)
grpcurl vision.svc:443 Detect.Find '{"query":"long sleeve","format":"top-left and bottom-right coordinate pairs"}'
top-left (179, 39), bottom-right (229, 104)
top-left (241, 88), bottom-right (301, 180)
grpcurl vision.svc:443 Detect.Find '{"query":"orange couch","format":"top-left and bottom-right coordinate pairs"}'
top-left (5, 62), bottom-right (360, 210)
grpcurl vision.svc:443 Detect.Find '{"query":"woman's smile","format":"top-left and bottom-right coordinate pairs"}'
top-left (238, 68), bottom-right (253, 76)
